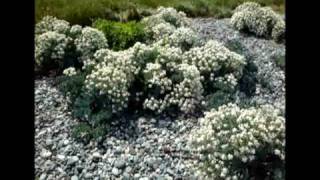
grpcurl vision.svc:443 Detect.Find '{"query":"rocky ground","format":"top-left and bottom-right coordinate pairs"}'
top-left (35, 18), bottom-right (285, 180)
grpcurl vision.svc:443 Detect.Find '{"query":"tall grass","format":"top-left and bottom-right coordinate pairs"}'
top-left (35, 0), bottom-right (285, 25)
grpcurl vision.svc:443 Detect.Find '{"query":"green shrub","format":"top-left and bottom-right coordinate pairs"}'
top-left (72, 122), bottom-right (108, 143)
top-left (93, 19), bottom-right (146, 50)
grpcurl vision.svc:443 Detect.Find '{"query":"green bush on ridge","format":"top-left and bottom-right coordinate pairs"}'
top-left (92, 19), bottom-right (146, 50)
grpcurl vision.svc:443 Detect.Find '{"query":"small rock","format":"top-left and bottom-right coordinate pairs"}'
top-left (39, 173), bottom-right (47, 180)
top-left (56, 154), bottom-right (65, 161)
top-left (139, 177), bottom-right (149, 180)
top-left (84, 173), bottom-right (93, 178)
top-left (40, 149), bottom-right (52, 158)
top-left (134, 173), bottom-right (140, 178)
top-left (114, 159), bottom-right (126, 169)
top-left (166, 168), bottom-right (174, 176)
top-left (71, 175), bottom-right (79, 180)
top-left (63, 140), bottom-right (69, 145)
top-left (45, 139), bottom-right (53, 146)
top-left (112, 167), bottom-right (121, 176)
top-left (67, 156), bottom-right (79, 165)
top-left (92, 152), bottom-right (101, 162)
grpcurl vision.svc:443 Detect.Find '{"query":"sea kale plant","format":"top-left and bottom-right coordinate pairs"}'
top-left (189, 103), bottom-right (285, 179)
top-left (230, 2), bottom-right (285, 43)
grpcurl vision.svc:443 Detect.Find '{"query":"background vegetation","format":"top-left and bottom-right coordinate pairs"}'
top-left (36, 0), bottom-right (284, 25)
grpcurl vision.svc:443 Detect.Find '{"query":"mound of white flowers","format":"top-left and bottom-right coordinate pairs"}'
top-left (36, 7), bottom-right (248, 116)
top-left (35, 16), bottom-right (108, 74)
top-left (189, 103), bottom-right (285, 179)
top-left (230, 2), bottom-right (285, 43)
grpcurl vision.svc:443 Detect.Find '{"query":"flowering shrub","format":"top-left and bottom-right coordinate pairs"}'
top-left (63, 67), bottom-right (77, 76)
top-left (157, 27), bottom-right (199, 51)
top-left (142, 7), bottom-right (191, 43)
top-left (143, 63), bottom-right (204, 114)
top-left (272, 19), bottom-right (285, 43)
top-left (74, 27), bottom-right (108, 62)
top-left (233, 2), bottom-right (261, 13)
top-left (189, 103), bottom-right (285, 179)
top-left (183, 40), bottom-right (246, 94)
top-left (230, 2), bottom-right (285, 42)
top-left (35, 31), bottom-right (70, 73)
top-left (35, 16), bottom-right (71, 35)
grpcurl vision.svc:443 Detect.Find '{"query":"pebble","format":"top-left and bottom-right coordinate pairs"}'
top-left (112, 167), bottom-right (121, 176)
top-left (71, 175), bottom-right (79, 180)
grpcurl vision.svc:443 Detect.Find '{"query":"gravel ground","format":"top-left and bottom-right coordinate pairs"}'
top-left (35, 18), bottom-right (285, 179)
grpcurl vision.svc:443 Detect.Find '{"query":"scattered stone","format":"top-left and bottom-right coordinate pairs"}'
top-left (112, 167), bottom-right (121, 176)
top-left (71, 175), bottom-right (79, 180)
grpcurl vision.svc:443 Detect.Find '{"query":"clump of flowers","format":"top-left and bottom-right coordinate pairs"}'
top-left (156, 27), bottom-right (199, 51)
top-left (35, 16), bottom-right (71, 35)
top-left (230, 2), bottom-right (285, 43)
top-left (74, 27), bottom-right (108, 62)
top-left (233, 2), bottom-right (261, 13)
top-left (150, 22), bottom-right (176, 41)
top-left (143, 63), bottom-right (204, 114)
top-left (183, 40), bottom-right (246, 94)
top-left (189, 103), bottom-right (285, 179)
top-left (272, 19), bottom-right (285, 43)
top-left (142, 7), bottom-right (191, 43)
top-left (35, 31), bottom-right (70, 70)
top-left (63, 67), bottom-right (77, 76)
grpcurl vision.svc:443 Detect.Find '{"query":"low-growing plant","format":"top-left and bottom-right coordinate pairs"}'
top-left (92, 19), bottom-right (146, 50)
top-left (273, 54), bottom-right (285, 70)
top-left (230, 2), bottom-right (285, 43)
top-left (189, 103), bottom-right (285, 179)
top-left (72, 122), bottom-right (108, 143)
top-left (35, 17), bottom-right (108, 75)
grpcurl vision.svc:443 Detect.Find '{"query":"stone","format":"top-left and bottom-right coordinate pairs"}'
top-left (71, 176), bottom-right (79, 180)
top-left (56, 154), bottom-right (65, 161)
top-left (114, 159), bottom-right (126, 169)
top-left (39, 173), bottom-right (47, 180)
top-left (40, 149), bottom-right (52, 158)
top-left (67, 156), bottom-right (79, 166)
top-left (112, 167), bottom-right (121, 176)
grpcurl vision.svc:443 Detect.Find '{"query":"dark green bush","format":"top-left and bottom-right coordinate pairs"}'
top-left (93, 19), bottom-right (146, 50)
top-left (274, 54), bottom-right (285, 70)
top-left (72, 122), bottom-right (108, 143)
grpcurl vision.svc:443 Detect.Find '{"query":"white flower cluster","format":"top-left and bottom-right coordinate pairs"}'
top-left (183, 40), bottom-right (246, 91)
top-left (143, 63), bottom-right (204, 114)
top-left (157, 27), bottom-right (199, 50)
top-left (84, 48), bottom-right (139, 113)
top-left (230, 2), bottom-right (285, 42)
top-left (74, 27), bottom-right (108, 62)
top-left (272, 19), bottom-right (285, 43)
top-left (189, 103), bottom-right (285, 179)
top-left (154, 46), bottom-right (182, 72)
top-left (35, 16), bottom-right (70, 35)
top-left (63, 67), bottom-right (77, 76)
top-left (150, 22), bottom-right (176, 41)
top-left (35, 16), bottom-right (108, 74)
top-left (35, 31), bottom-right (69, 67)
top-left (69, 25), bottom-right (83, 38)
top-left (233, 2), bottom-right (261, 13)
top-left (142, 7), bottom-right (191, 42)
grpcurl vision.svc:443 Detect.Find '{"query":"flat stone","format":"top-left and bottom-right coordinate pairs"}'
top-left (40, 149), bottom-right (52, 158)
top-left (67, 156), bottom-right (79, 165)
top-left (114, 159), bottom-right (126, 169)
top-left (112, 167), bottom-right (121, 176)
top-left (71, 175), bottom-right (79, 180)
